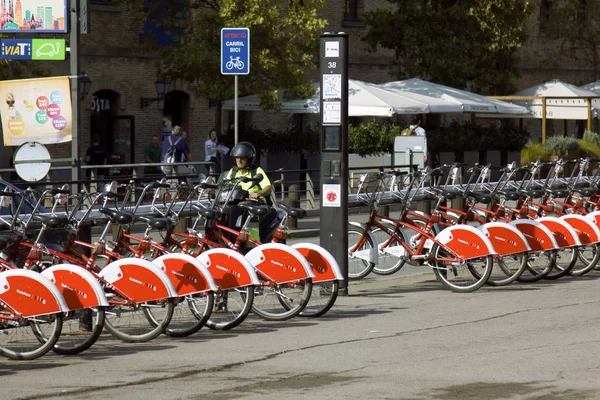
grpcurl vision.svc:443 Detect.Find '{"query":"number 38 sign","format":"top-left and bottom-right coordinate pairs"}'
top-left (221, 28), bottom-right (250, 75)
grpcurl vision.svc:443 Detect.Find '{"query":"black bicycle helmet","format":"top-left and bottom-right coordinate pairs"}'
top-left (230, 141), bottom-right (256, 165)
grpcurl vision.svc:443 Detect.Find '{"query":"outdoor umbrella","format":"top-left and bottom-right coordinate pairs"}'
top-left (222, 79), bottom-right (462, 117)
top-left (492, 79), bottom-right (600, 141)
top-left (377, 78), bottom-right (528, 115)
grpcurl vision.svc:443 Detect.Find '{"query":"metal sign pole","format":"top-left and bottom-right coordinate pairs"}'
top-left (70, 0), bottom-right (80, 194)
top-left (235, 75), bottom-right (238, 145)
top-left (221, 28), bottom-right (249, 146)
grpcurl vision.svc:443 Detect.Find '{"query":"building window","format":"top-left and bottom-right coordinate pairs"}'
top-left (539, 0), bottom-right (552, 35)
top-left (344, 0), bottom-right (359, 20)
top-left (576, 0), bottom-right (587, 25)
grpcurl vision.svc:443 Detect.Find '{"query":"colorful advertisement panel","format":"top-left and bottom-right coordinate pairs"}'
top-left (0, 76), bottom-right (72, 145)
top-left (0, 0), bottom-right (68, 33)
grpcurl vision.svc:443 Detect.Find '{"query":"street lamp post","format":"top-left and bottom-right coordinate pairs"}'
top-left (140, 79), bottom-right (171, 109)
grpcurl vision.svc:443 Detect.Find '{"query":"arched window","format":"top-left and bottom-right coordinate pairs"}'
top-left (539, 0), bottom-right (552, 35)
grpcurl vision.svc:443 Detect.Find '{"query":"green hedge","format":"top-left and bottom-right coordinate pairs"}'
top-left (428, 121), bottom-right (530, 153)
top-left (222, 120), bottom-right (530, 156)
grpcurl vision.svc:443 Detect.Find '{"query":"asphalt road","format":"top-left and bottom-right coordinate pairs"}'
top-left (4, 265), bottom-right (600, 400)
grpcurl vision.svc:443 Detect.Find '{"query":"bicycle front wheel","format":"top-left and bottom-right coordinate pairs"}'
top-left (206, 287), bottom-right (254, 331)
top-left (253, 278), bottom-right (313, 321)
top-left (157, 293), bottom-right (214, 337)
top-left (0, 312), bottom-right (63, 360)
top-left (104, 297), bottom-right (175, 343)
top-left (371, 225), bottom-right (407, 276)
top-left (348, 224), bottom-right (375, 280)
top-left (431, 244), bottom-right (493, 293)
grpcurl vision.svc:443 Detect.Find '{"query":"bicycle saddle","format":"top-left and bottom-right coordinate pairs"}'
top-left (517, 189), bottom-right (544, 199)
top-left (465, 191), bottom-right (492, 204)
top-left (430, 187), bottom-right (458, 200)
top-left (191, 204), bottom-right (221, 220)
top-left (135, 216), bottom-right (171, 230)
top-left (99, 208), bottom-right (134, 225)
top-left (278, 203), bottom-right (307, 218)
top-left (238, 202), bottom-right (270, 216)
top-left (545, 188), bottom-right (570, 198)
top-left (32, 214), bottom-right (69, 229)
top-left (495, 190), bottom-right (521, 201)
top-left (573, 187), bottom-right (596, 197)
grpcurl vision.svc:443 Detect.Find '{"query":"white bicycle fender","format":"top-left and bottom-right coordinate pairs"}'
top-left (292, 242), bottom-right (344, 281)
top-left (479, 221), bottom-right (532, 255)
top-left (246, 243), bottom-right (315, 284)
top-left (42, 264), bottom-right (110, 307)
top-left (196, 248), bottom-right (260, 287)
top-left (509, 219), bottom-right (559, 250)
top-left (562, 214), bottom-right (600, 244)
top-left (349, 221), bottom-right (378, 264)
top-left (434, 224), bottom-right (496, 259)
top-left (537, 216), bottom-right (581, 247)
top-left (100, 258), bottom-right (178, 298)
top-left (0, 269), bottom-right (69, 316)
top-left (153, 253), bottom-right (219, 292)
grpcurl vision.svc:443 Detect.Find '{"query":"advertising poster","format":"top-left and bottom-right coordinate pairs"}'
top-left (0, 0), bottom-right (67, 33)
top-left (0, 76), bottom-right (72, 145)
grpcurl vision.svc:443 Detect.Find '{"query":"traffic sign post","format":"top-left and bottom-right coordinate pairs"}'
top-left (221, 28), bottom-right (250, 75)
top-left (221, 28), bottom-right (250, 144)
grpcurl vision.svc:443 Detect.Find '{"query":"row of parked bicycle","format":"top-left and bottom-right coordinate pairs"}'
top-left (347, 157), bottom-right (600, 293)
top-left (0, 174), bottom-right (342, 360)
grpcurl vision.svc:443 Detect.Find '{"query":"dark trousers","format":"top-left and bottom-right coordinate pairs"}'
top-left (206, 156), bottom-right (220, 175)
top-left (224, 206), bottom-right (279, 244)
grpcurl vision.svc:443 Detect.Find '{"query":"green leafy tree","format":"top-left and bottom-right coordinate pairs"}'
top-left (543, 0), bottom-right (600, 80)
top-left (121, 0), bottom-right (326, 109)
top-left (361, 0), bottom-right (533, 95)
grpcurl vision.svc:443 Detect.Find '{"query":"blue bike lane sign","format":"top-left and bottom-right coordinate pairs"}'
top-left (221, 28), bottom-right (250, 75)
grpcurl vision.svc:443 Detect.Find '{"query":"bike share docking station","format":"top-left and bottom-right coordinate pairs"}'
top-left (319, 33), bottom-right (350, 295)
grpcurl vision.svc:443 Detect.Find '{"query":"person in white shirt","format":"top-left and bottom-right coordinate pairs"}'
top-left (204, 129), bottom-right (223, 175)
top-left (409, 116), bottom-right (428, 165)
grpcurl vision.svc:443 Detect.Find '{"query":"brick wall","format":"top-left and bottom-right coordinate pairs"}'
top-left (6, 1), bottom-right (594, 175)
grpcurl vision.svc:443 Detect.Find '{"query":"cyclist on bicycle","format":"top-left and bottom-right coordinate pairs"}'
top-left (222, 141), bottom-right (278, 243)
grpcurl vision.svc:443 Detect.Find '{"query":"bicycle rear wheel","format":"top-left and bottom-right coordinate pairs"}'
top-left (206, 287), bottom-right (254, 331)
top-left (253, 278), bottom-right (312, 321)
top-left (431, 244), bottom-right (493, 293)
top-left (0, 311), bottom-right (63, 360)
top-left (517, 250), bottom-right (556, 283)
top-left (151, 293), bottom-right (214, 337)
top-left (571, 244), bottom-right (600, 276)
top-left (298, 280), bottom-right (339, 317)
top-left (104, 297), bottom-right (175, 343)
top-left (347, 224), bottom-right (375, 280)
top-left (487, 252), bottom-right (528, 286)
top-left (39, 308), bottom-right (105, 355)
top-left (545, 246), bottom-right (577, 280)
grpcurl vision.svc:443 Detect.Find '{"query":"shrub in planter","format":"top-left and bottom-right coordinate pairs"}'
top-left (521, 143), bottom-right (551, 165)
top-left (545, 136), bottom-right (579, 158)
top-left (348, 120), bottom-right (399, 156)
